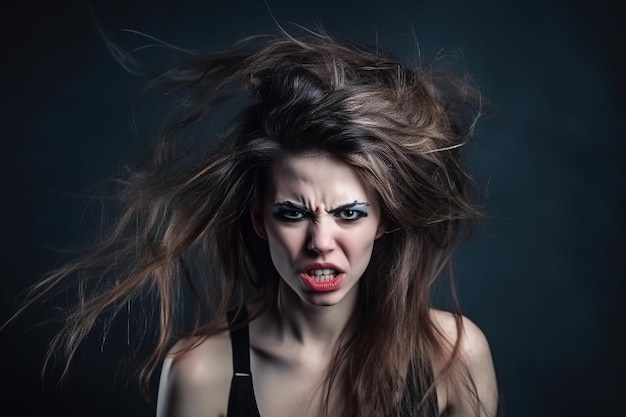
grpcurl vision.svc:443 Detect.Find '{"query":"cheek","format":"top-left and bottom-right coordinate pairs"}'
top-left (264, 221), bottom-right (305, 265)
top-left (349, 220), bottom-right (381, 246)
top-left (342, 223), bottom-right (380, 263)
top-left (349, 239), bottom-right (376, 264)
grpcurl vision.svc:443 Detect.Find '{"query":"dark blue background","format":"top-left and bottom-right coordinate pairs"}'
top-left (1, 1), bottom-right (623, 416)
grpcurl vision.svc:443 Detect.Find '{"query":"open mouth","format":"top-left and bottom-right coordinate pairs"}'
top-left (308, 268), bottom-right (337, 281)
top-left (300, 269), bottom-right (343, 292)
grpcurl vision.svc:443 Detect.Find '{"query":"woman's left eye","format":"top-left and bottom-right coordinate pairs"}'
top-left (335, 209), bottom-right (367, 220)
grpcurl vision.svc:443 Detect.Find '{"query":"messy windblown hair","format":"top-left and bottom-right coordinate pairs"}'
top-left (8, 28), bottom-right (488, 417)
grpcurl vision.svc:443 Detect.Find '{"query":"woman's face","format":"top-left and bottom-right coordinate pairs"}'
top-left (255, 154), bottom-right (385, 307)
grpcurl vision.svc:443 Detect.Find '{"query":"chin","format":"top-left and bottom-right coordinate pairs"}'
top-left (279, 275), bottom-right (360, 309)
top-left (299, 285), bottom-right (357, 308)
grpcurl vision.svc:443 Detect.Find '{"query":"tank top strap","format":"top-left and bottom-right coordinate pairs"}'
top-left (227, 308), bottom-right (251, 375)
top-left (226, 308), bottom-right (261, 417)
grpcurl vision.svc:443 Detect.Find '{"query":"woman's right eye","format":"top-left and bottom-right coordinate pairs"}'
top-left (274, 209), bottom-right (306, 221)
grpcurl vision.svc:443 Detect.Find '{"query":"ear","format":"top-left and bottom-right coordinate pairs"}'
top-left (375, 220), bottom-right (387, 240)
top-left (250, 205), bottom-right (267, 240)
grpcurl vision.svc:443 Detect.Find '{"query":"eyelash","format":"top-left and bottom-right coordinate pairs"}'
top-left (273, 208), bottom-right (368, 222)
top-left (275, 209), bottom-right (308, 221)
top-left (335, 209), bottom-right (367, 220)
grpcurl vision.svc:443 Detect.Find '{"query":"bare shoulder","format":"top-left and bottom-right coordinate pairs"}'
top-left (429, 309), bottom-right (499, 417)
top-left (156, 330), bottom-right (233, 417)
top-left (429, 309), bottom-right (491, 357)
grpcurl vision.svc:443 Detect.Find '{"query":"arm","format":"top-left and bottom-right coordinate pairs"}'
top-left (432, 311), bottom-right (499, 417)
top-left (156, 334), bottom-right (232, 417)
top-left (449, 316), bottom-right (498, 417)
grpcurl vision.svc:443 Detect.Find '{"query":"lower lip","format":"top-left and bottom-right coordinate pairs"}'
top-left (299, 273), bottom-right (344, 292)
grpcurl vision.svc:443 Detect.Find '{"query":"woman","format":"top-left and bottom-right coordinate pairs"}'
top-left (11, 30), bottom-right (498, 416)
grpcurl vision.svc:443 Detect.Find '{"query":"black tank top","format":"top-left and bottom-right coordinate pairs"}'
top-left (226, 308), bottom-right (261, 417)
top-left (225, 309), bottom-right (438, 417)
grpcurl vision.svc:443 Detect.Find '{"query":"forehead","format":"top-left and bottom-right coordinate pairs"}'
top-left (267, 154), bottom-right (374, 205)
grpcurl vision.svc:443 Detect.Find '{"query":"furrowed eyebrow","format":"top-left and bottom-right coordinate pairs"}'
top-left (272, 201), bottom-right (312, 213)
top-left (326, 201), bottom-right (370, 214)
top-left (272, 200), bottom-right (370, 213)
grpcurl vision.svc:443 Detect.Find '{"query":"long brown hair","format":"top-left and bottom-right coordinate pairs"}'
top-left (7, 29), bottom-right (488, 416)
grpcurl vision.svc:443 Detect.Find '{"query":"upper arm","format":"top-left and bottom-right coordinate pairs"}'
top-left (432, 311), bottom-right (499, 417)
top-left (454, 316), bottom-right (498, 417)
top-left (156, 334), bottom-right (233, 417)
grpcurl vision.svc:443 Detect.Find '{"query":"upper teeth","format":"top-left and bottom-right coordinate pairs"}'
top-left (311, 269), bottom-right (335, 275)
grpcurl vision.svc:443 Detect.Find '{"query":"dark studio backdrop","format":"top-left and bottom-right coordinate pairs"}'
top-left (0, 1), bottom-right (623, 416)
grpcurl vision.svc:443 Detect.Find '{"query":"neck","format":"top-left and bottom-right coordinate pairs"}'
top-left (264, 280), bottom-right (358, 352)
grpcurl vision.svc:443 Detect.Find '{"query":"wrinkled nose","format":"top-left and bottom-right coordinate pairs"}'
top-left (307, 220), bottom-right (336, 255)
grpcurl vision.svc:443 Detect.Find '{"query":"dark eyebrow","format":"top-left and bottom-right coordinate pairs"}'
top-left (272, 201), bottom-right (312, 213)
top-left (273, 200), bottom-right (370, 214)
top-left (326, 201), bottom-right (370, 214)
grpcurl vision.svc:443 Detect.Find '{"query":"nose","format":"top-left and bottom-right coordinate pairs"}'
top-left (307, 219), bottom-right (336, 255)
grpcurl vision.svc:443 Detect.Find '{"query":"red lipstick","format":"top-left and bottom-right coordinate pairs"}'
top-left (299, 263), bottom-right (344, 292)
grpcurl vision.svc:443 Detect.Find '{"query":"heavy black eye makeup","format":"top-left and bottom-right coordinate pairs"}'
top-left (272, 201), bottom-right (369, 222)
top-left (327, 202), bottom-right (370, 220)
top-left (272, 201), bottom-right (312, 221)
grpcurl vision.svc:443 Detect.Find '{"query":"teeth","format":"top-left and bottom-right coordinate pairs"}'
top-left (310, 269), bottom-right (336, 276)
top-left (308, 269), bottom-right (338, 282)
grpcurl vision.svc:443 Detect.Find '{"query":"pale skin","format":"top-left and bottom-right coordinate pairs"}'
top-left (156, 154), bottom-right (498, 417)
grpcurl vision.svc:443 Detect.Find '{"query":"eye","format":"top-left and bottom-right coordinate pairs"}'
top-left (273, 208), bottom-right (308, 222)
top-left (335, 209), bottom-right (367, 220)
